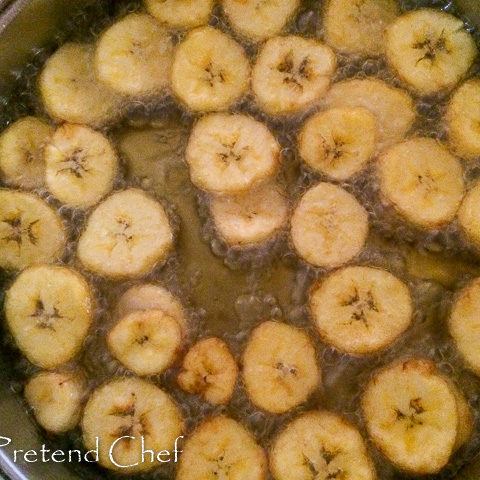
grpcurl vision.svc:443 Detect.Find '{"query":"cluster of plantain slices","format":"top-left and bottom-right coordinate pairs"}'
top-left (1, 0), bottom-right (480, 479)
top-left (186, 113), bottom-right (290, 250)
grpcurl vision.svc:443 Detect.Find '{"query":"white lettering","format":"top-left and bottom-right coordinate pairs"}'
top-left (51, 450), bottom-right (65, 463)
top-left (24, 450), bottom-right (37, 463)
top-left (84, 437), bottom-right (99, 463)
top-left (174, 436), bottom-right (183, 462)
top-left (13, 450), bottom-right (23, 462)
top-left (157, 450), bottom-right (170, 462)
top-left (109, 436), bottom-right (139, 468)
top-left (141, 436), bottom-right (154, 463)
top-left (68, 450), bottom-right (82, 463)
top-left (0, 437), bottom-right (11, 448)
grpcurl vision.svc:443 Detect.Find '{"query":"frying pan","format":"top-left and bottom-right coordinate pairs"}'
top-left (0, 0), bottom-right (480, 479)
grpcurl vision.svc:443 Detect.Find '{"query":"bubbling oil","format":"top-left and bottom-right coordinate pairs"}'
top-left (1, 0), bottom-right (480, 479)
